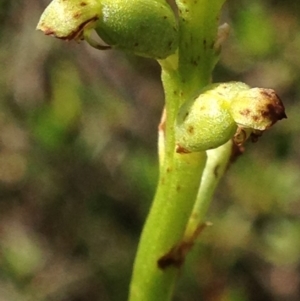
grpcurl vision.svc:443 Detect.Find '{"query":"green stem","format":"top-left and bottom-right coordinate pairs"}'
top-left (184, 140), bottom-right (233, 239)
top-left (129, 1), bottom-right (226, 301)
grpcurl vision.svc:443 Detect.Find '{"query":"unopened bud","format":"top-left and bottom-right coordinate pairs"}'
top-left (176, 89), bottom-right (237, 153)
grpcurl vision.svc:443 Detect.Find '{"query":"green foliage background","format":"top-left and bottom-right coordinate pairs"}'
top-left (0, 0), bottom-right (299, 300)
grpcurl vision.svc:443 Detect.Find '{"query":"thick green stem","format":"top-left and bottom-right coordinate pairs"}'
top-left (177, 0), bottom-right (226, 98)
top-left (129, 1), bottom-right (226, 301)
top-left (130, 64), bottom-right (207, 300)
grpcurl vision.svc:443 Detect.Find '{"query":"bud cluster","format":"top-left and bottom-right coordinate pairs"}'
top-left (176, 82), bottom-right (286, 153)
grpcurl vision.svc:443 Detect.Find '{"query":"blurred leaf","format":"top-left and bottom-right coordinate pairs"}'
top-left (235, 2), bottom-right (276, 57)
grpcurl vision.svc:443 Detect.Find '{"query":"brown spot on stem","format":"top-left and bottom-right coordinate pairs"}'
top-left (157, 223), bottom-right (210, 269)
top-left (213, 164), bottom-right (221, 178)
top-left (158, 107), bottom-right (166, 134)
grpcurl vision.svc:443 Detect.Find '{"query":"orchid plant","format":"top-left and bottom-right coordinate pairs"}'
top-left (37, 1), bottom-right (286, 300)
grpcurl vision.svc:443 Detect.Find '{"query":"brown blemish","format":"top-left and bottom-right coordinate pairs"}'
top-left (191, 59), bottom-right (198, 66)
top-left (191, 212), bottom-right (198, 220)
top-left (187, 125), bottom-right (194, 134)
top-left (158, 107), bottom-right (166, 135)
top-left (182, 112), bottom-right (189, 122)
top-left (264, 101), bottom-right (287, 125)
top-left (80, 2), bottom-right (87, 6)
top-left (239, 108), bottom-right (251, 116)
top-left (157, 223), bottom-right (210, 269)
top-left (73, 12), bottom-right (82, 19)
top-left (42, 27), bottom-right (56, 36)
top-left (176, 144), bottom-right (190, 154)
top-left (250, 130), bottom-right (263, 143)
top-left (42, 16), bottom-right (99, 41)
top-left (213, 164), bottom-right (220, 178)
top-left (176, 185), bottom-right (181, 192)
top-left (259, 90), bottom-right (287, 125)
top-left (199, 105), bottom-right (207, 111)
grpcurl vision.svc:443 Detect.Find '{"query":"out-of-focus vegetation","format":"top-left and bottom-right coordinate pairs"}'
top-left (0, 0), bottom-right (299, 300)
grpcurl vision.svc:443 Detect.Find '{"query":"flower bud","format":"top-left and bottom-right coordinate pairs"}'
top-left (175, 82), bottom-right (286, 153)
top-left (176, 89), bottom-right (237, 153)
top-left (94, 0), bottom-right (178, 59)
top-left (37, 0), bottom-right (178, 59)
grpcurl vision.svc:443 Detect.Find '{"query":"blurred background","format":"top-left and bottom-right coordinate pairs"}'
top-left (0, 0), bottom-right (299, 300)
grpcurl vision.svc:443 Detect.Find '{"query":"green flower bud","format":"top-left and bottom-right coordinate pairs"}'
top-left (37, 0), bottom-right (178, 59)
top-left (95, 0), bottom-right (178, 59)
top-left (176, 88), bottom-right (237, 153)
top-left (175, 82), bottom-right (286, 153)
